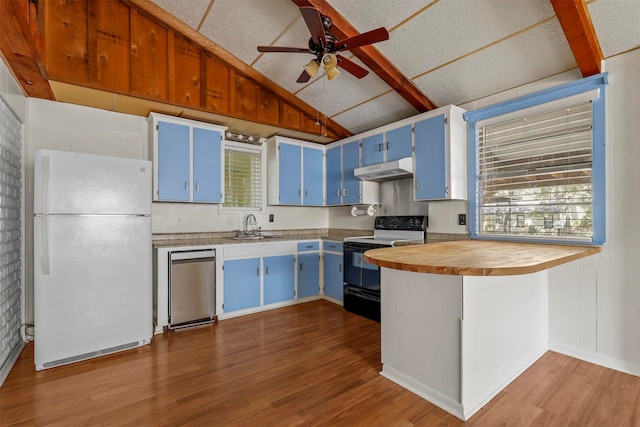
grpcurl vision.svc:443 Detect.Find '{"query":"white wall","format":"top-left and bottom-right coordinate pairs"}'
top-left (462, 50), bottom-right (640, 375)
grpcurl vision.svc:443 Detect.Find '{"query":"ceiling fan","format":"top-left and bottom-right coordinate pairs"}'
top-left (257, 7), bottom-right (389, 83)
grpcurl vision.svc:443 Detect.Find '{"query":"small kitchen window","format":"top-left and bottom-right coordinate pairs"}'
top-left (223, 142), bottom-right (263, 210)
top-left (464, 73), bottom-right (608, 244)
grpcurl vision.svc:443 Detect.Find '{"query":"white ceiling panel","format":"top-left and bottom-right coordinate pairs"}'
top-left (199, 0), bottom-right (301, 65)
top-left (589, 0), bottom-right (640, 58)
top-left (150, 0), bottom-right (211, 30)
top-left (329, 0), bottom-right (431, 34)
top-left (332, 91), bottom-right (419, 134)
top-left (377, 0), bottom-right (556, 79)
top-left (413, 19), bottom-right (576, 107)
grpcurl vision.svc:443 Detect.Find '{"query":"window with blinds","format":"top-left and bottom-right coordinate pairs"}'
top-left (477, 100), bottom-right (593, 241)
top-left (224, 146), bottom-right (262, 209)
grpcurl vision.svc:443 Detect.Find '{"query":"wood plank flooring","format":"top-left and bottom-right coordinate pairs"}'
top-left (1, 300), bottom-right (639, 426)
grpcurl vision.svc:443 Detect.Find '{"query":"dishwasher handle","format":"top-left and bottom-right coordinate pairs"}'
top-left (170, 249), bottom-right (215, 261)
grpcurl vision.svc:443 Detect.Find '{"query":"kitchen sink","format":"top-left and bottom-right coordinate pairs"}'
top-left (231, 233), bottom-right (273, 240)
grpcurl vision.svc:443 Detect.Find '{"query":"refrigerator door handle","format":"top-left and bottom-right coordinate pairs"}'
top-left (41, 155), bottom-right (51, 274)
top-left (41, 215), bottom-right (50, 275)
top-left (41, 155), bottom-right (50, 215)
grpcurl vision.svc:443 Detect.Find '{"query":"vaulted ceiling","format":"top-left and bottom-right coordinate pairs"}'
top-left (1, 0), bottom-right (639, 143)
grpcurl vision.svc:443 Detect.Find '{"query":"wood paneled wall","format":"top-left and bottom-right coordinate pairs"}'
top-left (39, 0), bottom-right (347, 140)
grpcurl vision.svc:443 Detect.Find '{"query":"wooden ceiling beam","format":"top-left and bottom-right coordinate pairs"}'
top-left (551, 0), bottom-right (603, 76)
top-left (293, 0), bottom-right (436, 112)
top-left (0, 0), bottom-right (53, 99)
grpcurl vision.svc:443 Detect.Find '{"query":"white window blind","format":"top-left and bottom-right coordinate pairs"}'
top-left (477, 100), bottom-right (594, 241)
top-left (224, 146), bottom-right (262, 209)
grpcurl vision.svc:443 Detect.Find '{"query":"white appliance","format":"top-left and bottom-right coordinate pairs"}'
top-left (33, 149), bottom-right (153, 370)
top-left (353, 157), bottom-right (413, 181)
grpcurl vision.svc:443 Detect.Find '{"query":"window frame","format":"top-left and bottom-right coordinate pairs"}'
top-left (220, 140), bottom-right (266, 213)
top-left (464, 73), bottom-right (608, 245)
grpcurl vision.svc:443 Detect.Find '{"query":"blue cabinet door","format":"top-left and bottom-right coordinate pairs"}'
top-left (279, 143), bottom-right (302, 205)
top-left (223, 258), bottom-right (260, 312)
top-left (193, 127), bottom-right (222, 203)
top-left (415, 114), bottom-right (447, 200)
top-left (323, 252), bottom-right (343, 302)
top-left (361, 133), bottom-right (384, 166)
top-left (157, 121), bottom-right (190, 201)
top-left (264, 255), bottom-right (295, 305)
top-left (386, 125), bottom-right (413, 161)
top-left (326, 146), bottom-right (342, 205)
top-left (298, 253), bottom-right (320, 298)
top-left (303, 147), bottom-right (324, 205)
top-left (341, 141), bottom-right (361, 204)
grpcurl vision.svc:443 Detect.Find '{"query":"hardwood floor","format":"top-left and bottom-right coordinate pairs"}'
top-left (1, 300), bottom-right (639, 426)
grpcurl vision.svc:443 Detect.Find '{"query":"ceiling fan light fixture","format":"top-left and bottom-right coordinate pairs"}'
top-left (322, 54), bottom-right (340, 80)
top-left (304, 59), bottom-right (319, 77)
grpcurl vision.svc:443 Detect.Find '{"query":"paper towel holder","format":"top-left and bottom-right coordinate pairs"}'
top-left (350, 204), bottom-right (377, 217)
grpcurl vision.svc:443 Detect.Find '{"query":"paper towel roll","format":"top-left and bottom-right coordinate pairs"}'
top-left (351, 205), bottom-right (377, 217)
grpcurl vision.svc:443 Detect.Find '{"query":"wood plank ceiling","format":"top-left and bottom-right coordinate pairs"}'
top-left (0, 0), bottom-right (623, 144)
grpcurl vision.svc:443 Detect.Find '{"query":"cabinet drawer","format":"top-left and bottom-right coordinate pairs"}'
top-left (297, 241), bottom-right (319, 251)
top-left (323, 241), bottom-right (343, 252)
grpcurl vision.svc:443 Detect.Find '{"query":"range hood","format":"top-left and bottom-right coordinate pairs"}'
top-left (354, 157), bottom-right (413, 181)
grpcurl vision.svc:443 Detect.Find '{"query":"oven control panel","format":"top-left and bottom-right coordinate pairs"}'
top-left (374, 215), bottom-right (428, 231)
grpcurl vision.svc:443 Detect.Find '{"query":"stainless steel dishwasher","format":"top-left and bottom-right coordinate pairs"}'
top-left (169, 249), bottom-right (216, 329)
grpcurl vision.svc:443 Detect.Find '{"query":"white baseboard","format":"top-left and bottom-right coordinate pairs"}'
top-left (380, 365), bottom-right (465, 420)
top-left (549, 341), bottom-right (640, 377)
top-left (0, 341), bottom-right (25, 388)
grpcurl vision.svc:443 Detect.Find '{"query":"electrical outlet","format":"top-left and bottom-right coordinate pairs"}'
top-left (269, 214), bottom-right (274, 222)
top-left (458, 214), bottom-right (467, 226)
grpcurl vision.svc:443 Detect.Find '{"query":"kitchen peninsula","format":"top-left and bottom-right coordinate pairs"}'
top-left (364, 240), bottom-right (601, 421)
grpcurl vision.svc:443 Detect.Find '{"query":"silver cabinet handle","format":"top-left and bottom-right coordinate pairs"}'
top-left (336, 189), bottom-right (341, 196)
top-left (256, 267), bottom-right (259, 276)
top-left (185, 181), bottom-right (189, 190)
top-left (266, 266), bottom-right (269, 275)
top-left (195, 182), bottom-right (200, 192)
top-left (377, 143), bottom-right (383, 152)
top-left (339, 264), bottom-right (343, 273)
top-left (299, 263), bottom-right (303, 271)
top-left (386, 141), bottom-right (390, 150)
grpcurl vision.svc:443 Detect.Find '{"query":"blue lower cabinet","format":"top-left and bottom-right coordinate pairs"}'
top-left (298, 253), bottom-right (320, 298)
top-left (264, 255), bottom-right (295, 305)
top-left (323, 252), bottom-right (344, 302)
top-left (223, 258), bottom-right (261, 312)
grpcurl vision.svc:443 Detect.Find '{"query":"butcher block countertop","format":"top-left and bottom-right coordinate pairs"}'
top-left (364, 240), bottom-right (602, 276)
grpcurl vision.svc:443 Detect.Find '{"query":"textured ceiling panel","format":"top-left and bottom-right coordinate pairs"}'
top-left (150, 0), bottom-right (211, 30)
top-left (413, 19), bottom-right (576, 107)
top-left (331, 91), bottom-right (419, 134)
top-left (329, 0), bottom-right (430, 34)
top-left (199, 0), bottom-right (300, 65)
top-left (376, 0), bottom-right (556, 79)
top-left (589, 0), bottom-right (640, 58)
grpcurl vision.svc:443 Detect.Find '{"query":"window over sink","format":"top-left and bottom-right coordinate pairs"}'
top-left (223, 142), bottom-right (263, 210)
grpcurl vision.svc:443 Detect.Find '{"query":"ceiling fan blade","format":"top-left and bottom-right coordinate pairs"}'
top-left (300, 7), bottom-right (326, 45)
top-left (257, 46), bottom-right (311, 53)
top-left (335, 27), bottom-right (389, 51)
top-left (336, 55), bottom-right (369, 79)
top-left (296, 70), bottom-right (311, 83)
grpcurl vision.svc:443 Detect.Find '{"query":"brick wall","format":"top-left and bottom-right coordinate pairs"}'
top-left (0, 98), bottom-right (22, 373)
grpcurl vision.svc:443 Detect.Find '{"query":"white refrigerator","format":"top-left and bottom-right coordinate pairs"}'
top-left (33, 149), bottom-right (153, 370)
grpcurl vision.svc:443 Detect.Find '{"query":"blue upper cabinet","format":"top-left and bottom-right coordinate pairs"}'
top-left (385, 125), bottom-right (413, 161)
top-left (325, 146), bottom-right (342, 205)
top-left (303, 147), bottom-right (324, 205)
top-left (193, 127), bottom-right (223, 203)
top-left (361, 133), bottom-right (385, 166)
top-left (341, 141), bottom-right (362, 205)
top-left (267, 137), bottom-right (325, 206)
top-left (150, 113), bottom-right (226, 203)
top-left (278, 143), bottom-right (302, 205)
top-left (157, 121), bottom-right (190, 201)
top-left (413, 105), bottom-right (468, 201)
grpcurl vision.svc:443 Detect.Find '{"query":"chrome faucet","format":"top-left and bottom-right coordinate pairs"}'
top-left (244, 214), bottom-right (257, 234)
